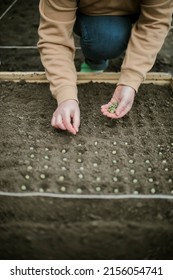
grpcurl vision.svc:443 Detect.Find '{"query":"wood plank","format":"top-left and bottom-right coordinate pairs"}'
top-left (0, 71), bottom-right (172, 85)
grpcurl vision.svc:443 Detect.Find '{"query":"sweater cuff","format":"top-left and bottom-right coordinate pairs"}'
top-left (52, 85), bottom-right (78, 105)
top-left (117, 69), bottom-right (145, 92)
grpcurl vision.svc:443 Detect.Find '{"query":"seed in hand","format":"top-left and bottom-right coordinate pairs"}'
top-left (107, 102), bottom-right (118, 113)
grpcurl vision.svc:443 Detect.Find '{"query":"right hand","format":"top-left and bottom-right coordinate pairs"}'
top-left (51, 100), bottom-right (80, 135)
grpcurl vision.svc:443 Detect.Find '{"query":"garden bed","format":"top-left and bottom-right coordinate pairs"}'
top-left (0, 80), bottom-right (173, 260)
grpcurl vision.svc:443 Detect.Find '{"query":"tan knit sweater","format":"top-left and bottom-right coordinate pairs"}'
top-left (38, 0), bottom-right (173, 104)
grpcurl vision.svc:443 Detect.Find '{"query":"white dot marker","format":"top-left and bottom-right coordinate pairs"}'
top-left (129, 159), bottom-right (134, 164)
top-left (77, 158), bottom-right (82, 163)
top-left (30, 147), bottom-right (34, 150)
top-left (63, 158), bottom-right (67, 162)
top-left (93, 163), bottom-right (98, 167)
top-left (96, 186), bottom-right (101, 192)
top-left (44, 165), bottom-right (49, 169)
top-left (94, 141), bottom-right (98, 146)
top-left (168, 178), bottom-right (172, 183)
top-left (147, 167), bottom-right (152, 172)
top-left (39, 188), bottom-right (44, 193)
top-left (30, 154), bottom-right (35, 159)
top-left (79, 166), bottom-right (84, 171)
top-left (45, 148), bottom-right (49, 151)
top-left (112, 160), bottom-right (117, 164)
top-left (115, 168), bottom-right (120, 173)
top-left (112, 150), bottom-right (116, 155)
top-left (145, 159), bottom-right (150, 164)
top-left (113, 141), bottom-right (117, 145)
top-left (25, 175), bottom-right (30, 180)
top-left (133, 190), bottom-right (139, 195)
top-left (61, 149), bottom-right (66, 154)
top-left (130, 169), bottom-right (135, 175)
top-left (44, 155), bottom-right (49, 160)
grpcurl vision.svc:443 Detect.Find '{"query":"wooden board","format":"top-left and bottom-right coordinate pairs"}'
top-left (0, 71), bottom-right (172, 85)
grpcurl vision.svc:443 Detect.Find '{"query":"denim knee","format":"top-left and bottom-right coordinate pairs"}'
top-left (74, 13), bottom-right (132, 61)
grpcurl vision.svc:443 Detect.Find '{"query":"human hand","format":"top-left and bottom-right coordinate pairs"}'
top-left (51, 100), bottom-right (80, 135)
top-left (101, 85), bottom-right (135, 119)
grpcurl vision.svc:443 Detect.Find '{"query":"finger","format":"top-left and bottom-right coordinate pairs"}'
top-left (115, 99), bottom-right (128, 117)
top-left (72, 109), bottom-right (80, 133)
top-left (63, 114), bottom-right (77, 135)
top-left (53, 114), bottom-right (66, 130)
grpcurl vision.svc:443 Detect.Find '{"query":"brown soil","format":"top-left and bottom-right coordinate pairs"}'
top-left (0, 81), bottom-right (173, 260)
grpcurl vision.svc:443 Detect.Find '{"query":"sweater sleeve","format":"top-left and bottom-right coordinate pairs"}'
top-left (37, 0), bottom-right (78, 104)
top-left (118, 0), bottom-right (173, 92)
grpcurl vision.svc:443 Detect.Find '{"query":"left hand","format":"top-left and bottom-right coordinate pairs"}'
top-left (101, 85), bottom-right (135, 119)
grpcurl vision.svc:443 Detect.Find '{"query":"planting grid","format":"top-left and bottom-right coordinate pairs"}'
top-left (0, 1), bottom-right (173, 198)
top-left (0, 82), bottom-right (173, 197)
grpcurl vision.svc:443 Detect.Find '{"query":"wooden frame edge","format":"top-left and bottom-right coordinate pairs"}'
top-left (0, 71), bottom-right (172, 85)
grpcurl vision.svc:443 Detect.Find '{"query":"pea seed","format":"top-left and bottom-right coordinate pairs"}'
top-left (61, 166), bottom-right (67, 171)
top-left (78, 174), bottom-right (83, 179)
top-left (129, 159), bottom-right (134, 164)
top-left (45, 148), bottom-right (49, 151)
top-left (112, 150), bottom-right (116, 155)
top-left (30, 154), bottom-right (35, 159)
top-left (130, 169), bottom-right (135, 175)
top-left (40, 174), bottom-right (46, 179)
top-left (113, 141), bottom-right (117, 145)
top-left (145, 159), bottom-right (150, 164)
top-left (133, 190), bottom-right (139, 194)
top-left (96, 186), bottom-right (101, 192)
top-left (63, 157), bottom-right (67, 162)
top-left (168, 178), bottom-right (172, 183)
top-left (147, 167), bottom-right (152, 172)
top-left (150, 188), bottom-right (156, 194)
top-left (115, 168), bottom-right (120, 173)
top-left (112, 160), bottom-right (117, 164)
top-left (60, 186), bottom-right (66, 192)
top-left (61, 149), bottom-right (66, 154)
top-left (114, 188), bottom-right (119, 193)
top-left (39, 188), bottom-right (44, 193)
top-left (27, 166), bottom-right (32, 171)
top-left (25, 175), bottom-right (30, 180)
top-left (133, 179), bottom-right (138, 183)
top-left (59, 176), bottom-right (64, 181)
top-left (79, 166), bottom-right (84, 171)
top-left (93, 163), bottom-right (98, 167)
top-left (77, 158), bottom-right (82, 163)
top-left (30, 147), bottom-right (34, 150)
top-left (96, 177), bottom-right (101, 182)
top-left (94, 141), bottom-right (98, 146)
top-left (44, 155), bottom-right (49, 160)
top-left (113, 177), bottom-right (118, 182)
top-left (148, 178), bottom-right (153, 182)
top-left (44, 165), bottom-right (49, 169)
top-left (21, 185), bottom-right (26, 191)
top-left (76, 188), bottom-right (82, 193)
top-left (164, 168), bottom-right (168, 172)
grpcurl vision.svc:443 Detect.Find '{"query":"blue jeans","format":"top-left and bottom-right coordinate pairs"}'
top-left (74, 12), bottom-right (137, 70)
